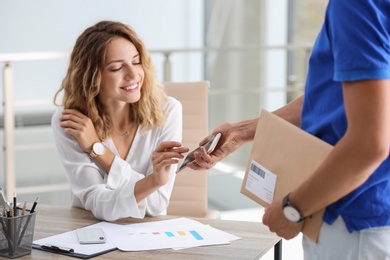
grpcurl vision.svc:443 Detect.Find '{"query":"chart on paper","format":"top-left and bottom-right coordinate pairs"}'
top-left (99, 218), bottom-right (241, 251)
top-left (128, 229), bottom-right (204, 240)
top-left (106, 225), bottom-right (237, 251)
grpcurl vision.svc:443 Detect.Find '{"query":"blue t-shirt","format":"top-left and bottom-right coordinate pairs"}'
top-left (301, 0), bottom-right (390, 232)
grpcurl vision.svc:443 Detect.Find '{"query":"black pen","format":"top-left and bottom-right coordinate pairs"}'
top-left (30, 197), bottom-right (39, 213)
top-left (13, 192), bottom-right (17, 216)
top-left (41, 243), bottom-right (74, 253)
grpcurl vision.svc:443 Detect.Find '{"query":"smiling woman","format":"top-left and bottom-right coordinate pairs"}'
top-left (51, 21), bottom-right (189, 221)
top-left (100, 37), bottom-right (143, 107)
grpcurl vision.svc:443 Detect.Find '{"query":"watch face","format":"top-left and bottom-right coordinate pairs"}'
top-left (283, 206), bottom-right (301, 222)
top-left (93, 142), bottom-right (105, 156)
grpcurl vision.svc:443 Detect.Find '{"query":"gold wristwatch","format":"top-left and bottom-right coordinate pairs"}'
top-left (89, 142), bottom-right (106, 158)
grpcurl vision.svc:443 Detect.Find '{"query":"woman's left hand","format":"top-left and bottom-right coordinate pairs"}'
top-left (151, 141), bottom-right (189, 186)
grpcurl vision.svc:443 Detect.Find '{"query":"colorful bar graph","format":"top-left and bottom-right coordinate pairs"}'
top-left (165, 231), bottom-right (174, 237)
top-left (189, 230), bottom-right (204, 240)
top-left (177, 231), bottom-right (186, 236)
top-left (128, 229), bottom-right (204, 241)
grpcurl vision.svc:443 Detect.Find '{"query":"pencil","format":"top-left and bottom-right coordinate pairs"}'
top-left (17, 202), bottom-right (28, 245)
top-left (17, 197), bottom-right (38, 246)
top-left (21, 201), bottom-right (27, 216)
top-left (9, 204), bottom-right (14, 250)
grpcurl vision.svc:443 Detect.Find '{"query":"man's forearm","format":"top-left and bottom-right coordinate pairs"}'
top-left (237, 95), bottom-right (304, 144)
top-left (272, 95), bottom-right (304, 127)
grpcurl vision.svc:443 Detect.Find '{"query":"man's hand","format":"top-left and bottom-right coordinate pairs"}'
top-left (262, 197), bottom-right (303, 240)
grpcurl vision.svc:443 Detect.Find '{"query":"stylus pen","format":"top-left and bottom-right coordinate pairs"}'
top-left (30, 197), bottom-right (39, 213)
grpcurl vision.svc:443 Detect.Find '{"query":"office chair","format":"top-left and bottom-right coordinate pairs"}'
top-left (164, 81), bottom-right (219, 218)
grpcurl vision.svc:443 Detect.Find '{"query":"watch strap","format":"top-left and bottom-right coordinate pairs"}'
top-left (89, 150), bottom-right (98, 158)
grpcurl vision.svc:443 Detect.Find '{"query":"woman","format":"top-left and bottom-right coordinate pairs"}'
top-left (52, 21), bottom-right (188, 221)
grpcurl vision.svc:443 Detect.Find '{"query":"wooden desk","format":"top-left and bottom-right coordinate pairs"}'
top-left (20, 204), bottom-right (280, 260)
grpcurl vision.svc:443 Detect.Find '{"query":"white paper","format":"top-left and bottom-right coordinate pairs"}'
top-left (172, 224), bottom-right (241, 251)
top-left (102, 217), bottom-right (240, 251)
top-left (34, 218), bottom-right (241, 253)
top-left (245, 160), bottom-right (277, 204)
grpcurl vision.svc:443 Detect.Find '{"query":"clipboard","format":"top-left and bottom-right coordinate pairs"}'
top-left (32, 223), bottom-right (117, 259)
top-left (240, 109), bottom-right (333, 243)
top-left (32, 243), bottom-right (116, 259)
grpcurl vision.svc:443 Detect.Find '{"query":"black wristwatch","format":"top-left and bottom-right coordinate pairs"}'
top-left (282, 193), bottom-right (306, 223)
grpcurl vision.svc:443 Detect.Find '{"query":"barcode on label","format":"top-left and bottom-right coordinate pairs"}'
top-left (250, 163), bottom-right (265, 178)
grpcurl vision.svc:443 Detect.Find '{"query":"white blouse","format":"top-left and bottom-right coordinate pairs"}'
top-left (51, 97), bottom-right (182, 221)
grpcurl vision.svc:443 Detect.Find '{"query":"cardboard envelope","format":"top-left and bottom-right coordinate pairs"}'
top-left (240, 109), bottom-right (333, 243)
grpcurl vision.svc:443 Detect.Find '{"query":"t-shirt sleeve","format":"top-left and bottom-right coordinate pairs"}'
top-left (329, 0), bottom-right (390, 81)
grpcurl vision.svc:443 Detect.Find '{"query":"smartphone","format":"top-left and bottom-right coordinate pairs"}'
top-left (176, 133), bottom-right (222, 173)
top-left (76, 228), bottom-right (106, 244)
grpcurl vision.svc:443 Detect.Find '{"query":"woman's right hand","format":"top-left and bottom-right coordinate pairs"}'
top-left (59, 109), bottom-right (100, 153)
top-left (151, 141), bottom-right (189, 186)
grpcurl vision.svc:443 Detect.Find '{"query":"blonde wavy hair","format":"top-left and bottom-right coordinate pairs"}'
top-left (53, 20), bottom-right (167, 140)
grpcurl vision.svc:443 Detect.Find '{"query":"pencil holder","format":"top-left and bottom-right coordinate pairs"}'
top-left (0, 212), bottom-right (36, 258)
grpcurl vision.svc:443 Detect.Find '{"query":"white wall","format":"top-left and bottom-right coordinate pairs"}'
top-left (0, 0), bottom-right (205, 112)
